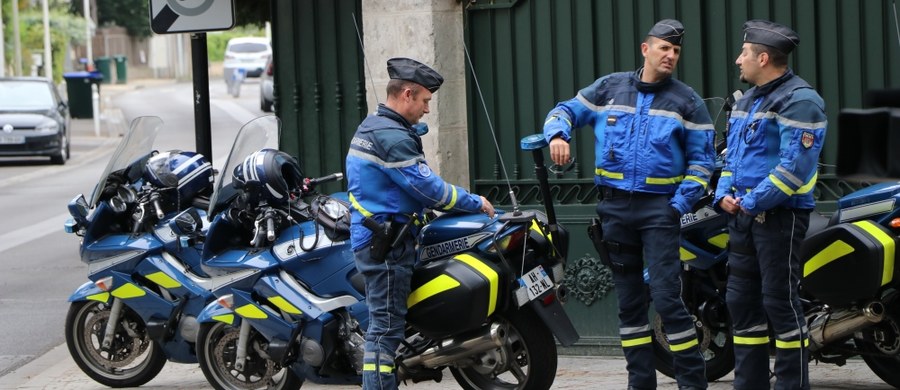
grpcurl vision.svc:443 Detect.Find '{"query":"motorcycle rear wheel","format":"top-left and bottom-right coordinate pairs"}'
top-left (197, 321), bottom-right (302, 390)
top-left (651, 301), bottom-right (735, 382)
top-left (65, 300), bottom-right (167, 388)
top-left (855, 310), bottom-right (900, 388)
top-left (449, 308), bottom-right (557, 390)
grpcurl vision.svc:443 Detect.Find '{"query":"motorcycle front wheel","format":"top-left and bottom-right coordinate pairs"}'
top-left (197, 321), bottom-right (302, 390)
top-left (449, 307), bottom-right (557, 390)
top-left (855, 306), bottom-right (900, 388)
top-left (65, 300), bottom-right (167, 388)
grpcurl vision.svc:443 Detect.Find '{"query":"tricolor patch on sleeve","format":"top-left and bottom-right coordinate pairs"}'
top-left (801, 131), bottom-right (814, 149)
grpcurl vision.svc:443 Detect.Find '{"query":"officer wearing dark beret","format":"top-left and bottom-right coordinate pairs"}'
top-left (544, 17), bottom-right (713, 390)
top-left (345, 57), bottom-right (493, 389)
top-left (742, 19), bottom-right (800, 54)
top-left (647, 18), bottom-right (685, 46)
top-left (386, 57), bottom-right (444, 93)
top-left (716, 19), bottom-right (826, 390)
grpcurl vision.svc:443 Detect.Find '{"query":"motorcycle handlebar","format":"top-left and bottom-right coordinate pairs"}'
top-left (266, 214), bottom-right (276, 242)
top-left (307, 172), bottom-right (344, 186)
top-left (300, 172), bottom-right (344, 195)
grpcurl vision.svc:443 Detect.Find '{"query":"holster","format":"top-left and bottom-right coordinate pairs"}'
top-left (363, 216), bottom-right (415, 263)
top-left (587, 218), bottom-right (613, 269)
top-left (586, 217), bottom-right (642, 274)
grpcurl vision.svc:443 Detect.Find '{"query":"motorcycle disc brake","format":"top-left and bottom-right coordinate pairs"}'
top-left (653, 316), bottom-right (713, 353)
top-left (213, 328), bottom-right (277, 388)
top-left (83, 310), bottom-right (148, 368)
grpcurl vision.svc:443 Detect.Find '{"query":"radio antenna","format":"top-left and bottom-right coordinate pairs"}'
top-left (462, 40), bottom-right (520, 214)
top-left (893, 1), bottom-right (900, 49)
top-left (352, 13), bottom-right (380, 105)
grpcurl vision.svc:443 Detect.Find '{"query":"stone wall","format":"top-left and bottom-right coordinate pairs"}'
top-left (361, 0), bottom-right (470, 186)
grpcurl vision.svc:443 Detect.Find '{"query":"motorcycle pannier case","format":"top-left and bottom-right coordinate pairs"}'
top-left (800, 220), bottom-right (898, 308)
top-left (406, 252), bottom-right (502, 338)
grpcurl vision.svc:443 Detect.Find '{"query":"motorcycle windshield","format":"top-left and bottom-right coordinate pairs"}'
top-left (208, 115), bottom-right (281, 219)
top-left (89, 116), bottom-right (164, 207)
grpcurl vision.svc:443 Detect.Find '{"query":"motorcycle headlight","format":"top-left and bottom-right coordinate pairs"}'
top-left (35, 121), bottom-right (59, 133)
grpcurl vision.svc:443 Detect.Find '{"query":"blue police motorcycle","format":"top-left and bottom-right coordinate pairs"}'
top-left (187, 128), bottom-right (578, 390)
top-left (648, 160), bottom-right (900, 387)
top-left (63, 116), bottom-right (236, 387)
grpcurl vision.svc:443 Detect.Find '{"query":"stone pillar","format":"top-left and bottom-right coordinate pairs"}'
top-left (362, 0), bottom-right (470, 186)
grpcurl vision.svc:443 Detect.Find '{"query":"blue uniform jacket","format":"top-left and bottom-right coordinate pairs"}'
top-left (346, 104), bottom-right (483, 250)
top-left (714, 70), bottom-right (827, 214)
top-left (542, 70), bottom-right (716, 215)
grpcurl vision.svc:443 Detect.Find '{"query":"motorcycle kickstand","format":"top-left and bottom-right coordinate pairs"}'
top-left (234, 320), bottom-right (252, 371)
top-left (102, 298), bottom-right (125, 349)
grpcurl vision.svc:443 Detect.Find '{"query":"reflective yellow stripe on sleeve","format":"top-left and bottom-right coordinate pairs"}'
top-left (441, 185), bottom-right (459, 210)
top-left (683, 175), bottom-right (708, 189)
top-left (769, 172), bottom-right (817, 196)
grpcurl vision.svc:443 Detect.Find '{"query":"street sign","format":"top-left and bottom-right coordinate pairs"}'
top-left (149, 0), bottom-right (234, 34)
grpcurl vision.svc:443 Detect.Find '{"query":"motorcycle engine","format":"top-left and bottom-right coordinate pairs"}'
top-left (339, 314), bottom-right (366, 374)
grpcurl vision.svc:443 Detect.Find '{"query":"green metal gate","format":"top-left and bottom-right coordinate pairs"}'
top-left (463, 0), bottom-right (900, 353)
top-left (270, 0), bottom-right (366, 195)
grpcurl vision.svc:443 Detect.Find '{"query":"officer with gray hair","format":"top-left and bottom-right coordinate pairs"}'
top-left (346, 57), bottom-right (494, 390)
top-left (715, 19), bottom-right (827, 390)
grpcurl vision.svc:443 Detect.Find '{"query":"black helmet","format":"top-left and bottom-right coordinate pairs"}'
top-left (232, 148), bottom-right (303, 206)
top-left (144, 150), bottom-right (212, 200)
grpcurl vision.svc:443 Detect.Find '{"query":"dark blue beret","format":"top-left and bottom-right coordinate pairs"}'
top-left (743, 19), bottom-right (799, 54)
top-left (647, 19), bottom-right (684, 46)
top-left (386, 57), bottom-right (444, 93)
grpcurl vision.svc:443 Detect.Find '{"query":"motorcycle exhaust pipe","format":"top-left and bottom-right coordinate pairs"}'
top-left (400, 322), bottom-right (506, 373)
top-left (808, 301), bottom-right (885, 352)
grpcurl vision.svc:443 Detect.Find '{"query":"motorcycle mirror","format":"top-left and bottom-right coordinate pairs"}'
top-left (67, 194), bottom-right (90, 226)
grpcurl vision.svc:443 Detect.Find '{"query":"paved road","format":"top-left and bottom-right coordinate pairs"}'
top-left (0, 343), bottom-right (892, 389)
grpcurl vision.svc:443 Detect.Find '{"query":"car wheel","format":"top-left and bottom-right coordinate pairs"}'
top-left (51, 133), bottom-right (68, 165)
top-left (260, 96), bottom-right (273, 112)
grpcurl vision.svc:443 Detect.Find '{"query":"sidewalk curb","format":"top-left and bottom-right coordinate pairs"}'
top-left (0, 344), bottom-right (69, 389)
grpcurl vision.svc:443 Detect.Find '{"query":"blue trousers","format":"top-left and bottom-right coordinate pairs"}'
top-left (598, 191), bottom-right (707, 390)
top-left (726, 209), bottom-right (810, 390)
top-left (354, 237), bottom-right (416, 390)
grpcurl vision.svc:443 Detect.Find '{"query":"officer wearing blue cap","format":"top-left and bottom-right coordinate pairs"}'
top-left (715, 19), bottom-right (826, 390)
top-left (345, 58), bottom-right (494, 389)
top-left (543, 18), bottom-right (714, 390)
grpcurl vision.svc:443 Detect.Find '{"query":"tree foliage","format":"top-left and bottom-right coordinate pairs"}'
top-left (67, 0), bottom-right (269, 38)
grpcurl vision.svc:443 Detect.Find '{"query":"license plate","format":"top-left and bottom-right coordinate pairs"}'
top-left (519, 265), bottom-right (554, 301)
top-left (0, 135), bottom-right (24, 144)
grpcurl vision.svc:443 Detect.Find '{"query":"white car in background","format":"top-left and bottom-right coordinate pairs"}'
top-left (223, 37), bottom-right (271, 78)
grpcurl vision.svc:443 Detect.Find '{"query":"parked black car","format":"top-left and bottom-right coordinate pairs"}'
top-left (0, 77), bottom-right (71, 164)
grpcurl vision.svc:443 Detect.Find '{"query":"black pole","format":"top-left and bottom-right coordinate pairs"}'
top-left (190, 32), bottom-right (212, 163)
top-left (532, 149), bottom-right (559, 240)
